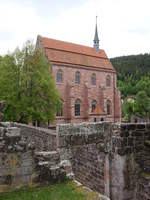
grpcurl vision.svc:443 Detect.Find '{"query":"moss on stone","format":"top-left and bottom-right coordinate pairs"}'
top-left (140, 172), bottom-right (150, 179)
top-left (145, 140), bottom-right (150, 146)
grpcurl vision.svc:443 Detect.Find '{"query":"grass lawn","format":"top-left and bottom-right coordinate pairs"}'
top-left (0, 181), bottom-right (99, 200)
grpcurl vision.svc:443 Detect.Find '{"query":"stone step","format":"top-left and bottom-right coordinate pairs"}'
top-left (59, 160), bottom-right (73, 175)
top-left (35, 151), bottom-right (66, 183)
top-left (35, 151), bottom-right (60, 165)
top-left (37, 162), bottom-right (66, 183)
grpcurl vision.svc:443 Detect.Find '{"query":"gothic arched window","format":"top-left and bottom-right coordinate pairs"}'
top-left (106, 100), bottom-right (111, 115)
top-left (106, 75), bottom-right (111, 87)
top-left (91, 100), bottom-right (97, 112)
top-left (56, 100), bottom-right (63, 117)
top-left (75, 99), bottom-right (80, 116)
top-left (75, 71), bottom-right (80, 84)
top-left (56, 69), bottom-right (63, 83)
top-left (91, 73), bottom-right (96, 85)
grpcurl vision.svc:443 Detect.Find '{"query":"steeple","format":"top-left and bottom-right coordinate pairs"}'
top-left (93, 16), bottom-right (99, 51)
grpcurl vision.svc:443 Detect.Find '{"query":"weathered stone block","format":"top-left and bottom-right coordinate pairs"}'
top-left (0, 127), bottom-right (5, 136)
top-left (120, 124), bottom-right (127, 131)
top-left (5, 127), bottom-right (20, 138)
top-left (96, 142), bottom-right (105, 152)
top-left (131, 131), bottom-right (144, 137)
top-left (117, 147), bottom-right (126, 156)
top-left (136, 124), bottom-right (146, 130)
top-left (35, 151), bottom-right (60, 165)
top-left (144, 140), bottom-right (150, 147)
top-left (127, 137), bottom-right (134, 146)
top-left (127, 124), bottom-right (137, 130)
top-left (120, 130), bottom-right (129, 137)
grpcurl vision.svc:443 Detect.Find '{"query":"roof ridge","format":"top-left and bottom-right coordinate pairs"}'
top-left (42, 36), bottom-right (98, 49)
top-left (40, 36), bottom-right (108, 59)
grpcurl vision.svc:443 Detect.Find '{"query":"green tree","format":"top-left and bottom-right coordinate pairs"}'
top-left (135, 76), bottom-right (150, 97)
top-left (122, 99), bottom-right (135, 122)
top-left (0, 55), bottom-right (21, 121)
top-left (111, 53), bottom-right (150, 119)
top-left (0, 41), bottom-right (61, 124)
top-left (134, 91), bottom-right (150, 117)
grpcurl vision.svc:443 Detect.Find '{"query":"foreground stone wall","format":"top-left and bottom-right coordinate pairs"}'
top-left (0, 121), bottom-right (150, 199)
top-left (0, 123), bottom-right (65, 192)
top-left (13, 123), bottom-right (57, 151)
top-left (0, 124), bottom-right (35, 192)
top-left (110, 123), bottom-right (150, 200)
top-left (57, 122), bottom-right (150, 200)
top-left (57, 122), bottom-right (112, 195)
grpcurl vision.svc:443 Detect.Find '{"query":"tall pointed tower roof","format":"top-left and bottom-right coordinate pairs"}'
top-left (93, 16), bottom-right (100, 51)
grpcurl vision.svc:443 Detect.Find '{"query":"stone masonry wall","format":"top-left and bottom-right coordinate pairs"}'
top-left (0, 122), bottom-right (65, 192)
top-left (110, 123), bottom-right (150, 200)
top-left (57, 122), bottom-right (150, 200)
top-left (0, 123), bottom-right (35, 192)
top-left (57, 122), bottom-right (112, 195)
top-left (0, 121), bottom-right (150, 199)
top-left (52, 64), bottom-right (120, 124)
top-left (12, 123), bottom-right (57, 151)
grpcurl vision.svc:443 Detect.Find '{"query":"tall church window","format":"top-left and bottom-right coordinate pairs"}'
top-left (56, 101), bottom-right (63, 117)
top-left (75, 71), bottom-right (80, 84)
top-left (56, 69), bottom-right (63, 83)
top-left (106, 75), bottom-right (111, 87)
top-left (91, 100), bottom-right (97, 112)
top-left (91, 73), bottom-right (96, 85)
top-left (75, 99), bottom-right (80, 116)
top-left (106, 100), bottom-right (111, 115)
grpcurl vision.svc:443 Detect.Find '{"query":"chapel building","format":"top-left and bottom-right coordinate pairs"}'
top-left (36, 21), bottom-right (121, 124)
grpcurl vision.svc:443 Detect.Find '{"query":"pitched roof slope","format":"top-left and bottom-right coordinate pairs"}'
top-left (38, 36), bottom-right (115, 71)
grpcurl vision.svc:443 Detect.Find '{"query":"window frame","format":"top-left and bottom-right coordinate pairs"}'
top-left (106, 74), bottom-right (111, 87)
top-left (75, 71), bottom-right (80, 84)
top-left (75, 99), bottom-right (81, 116)
top-left (91, 100), bottom-right (97, 112)
top-left (91, 73), bottom-right (96, 85)
top-left (56, 100), bottom-right (63, 117)
top-left (56, 69), bottom-right (63, 83)
top-left (106, 100), bottom-right (111, 115)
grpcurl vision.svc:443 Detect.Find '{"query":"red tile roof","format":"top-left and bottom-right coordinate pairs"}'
top-left (39, 36), bottom-right (115, 71)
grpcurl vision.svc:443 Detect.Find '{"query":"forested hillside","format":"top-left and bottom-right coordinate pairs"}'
top-left (110, 53), bottom-right (150, 120)
top-left (111, 54), bottom-right (150, 82)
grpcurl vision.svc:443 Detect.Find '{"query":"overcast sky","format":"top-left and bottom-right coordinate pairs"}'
top-left (0, 0), bottom-right (150, 58)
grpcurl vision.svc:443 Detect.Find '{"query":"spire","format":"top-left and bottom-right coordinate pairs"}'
top-left (93, 16), bottom-right (100, 51)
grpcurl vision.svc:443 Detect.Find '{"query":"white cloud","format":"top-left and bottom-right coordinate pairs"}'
top-left (0, 2), bottom-right (47, 54)
top-left (0, 0), bottom-right (149, 57)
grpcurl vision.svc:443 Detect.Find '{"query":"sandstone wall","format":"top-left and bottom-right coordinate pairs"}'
top-left (0, 121), bottom-right (150, 199)
top-left (57, 122), bottom-right (150, 200)
top-left (0, 124), bottom-right (35, 192)
top-left (13, 123), bottom-right (57, 151)
top-left (52, 64), bottom-right (119, 124)
top-left (0, 122), bottom-right (65, 192)
top-left (57, 122), bottom-right (112, 195)
top-left (110, 123), bottom-right (150, 200)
